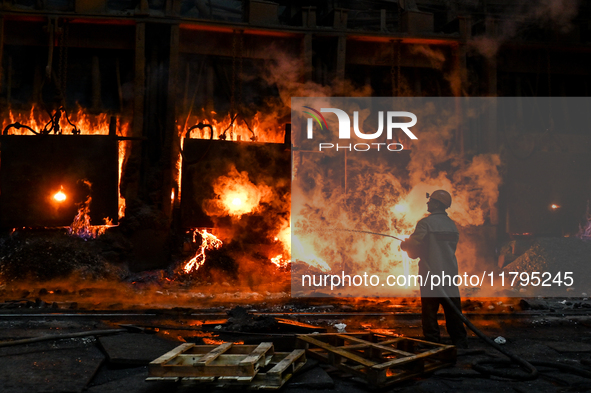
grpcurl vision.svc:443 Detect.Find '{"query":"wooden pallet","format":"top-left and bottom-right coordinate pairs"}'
top-left (297, 332), bottom-right (456, 387)
top-left (147, 342), bottom-right (306, 389)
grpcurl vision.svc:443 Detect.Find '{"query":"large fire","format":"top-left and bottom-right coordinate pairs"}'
top-left (2, 105), bottom-right (128, 136)
top-left (183, 229), bottom-right (223, 273)
top-left (289, 122), bottom-right (502, 296)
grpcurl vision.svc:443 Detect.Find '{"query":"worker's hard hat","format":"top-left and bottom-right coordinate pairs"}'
top-left (428, 190), bottom-right (452, 208)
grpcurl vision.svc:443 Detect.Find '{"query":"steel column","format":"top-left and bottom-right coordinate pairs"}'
top-left (336, 35), bottom-right (346, 94)
top-left (163, 23), bottom-right (180, 218)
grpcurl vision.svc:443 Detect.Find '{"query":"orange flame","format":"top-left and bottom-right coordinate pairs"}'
top-left (274, 224), bottom-right (291, 255)
top-left (184, 112), bottom-right (284, 143)
top-left (183, 229), bottom-right (223, 273)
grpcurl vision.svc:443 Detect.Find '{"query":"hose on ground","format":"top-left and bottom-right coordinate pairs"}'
top-left (441, 295), bottom-right (539, 380)
top-left (442, 296), bottom-right (591, 381)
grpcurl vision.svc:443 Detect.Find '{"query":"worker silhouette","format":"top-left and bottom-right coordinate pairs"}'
top-left (400, 190), bottom-right (469, 348)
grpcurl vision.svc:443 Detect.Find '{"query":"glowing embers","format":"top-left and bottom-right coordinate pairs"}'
top-left (270, 254), bottom-right (289, 269)
top-left (183, 229), bottom-right (223, 274)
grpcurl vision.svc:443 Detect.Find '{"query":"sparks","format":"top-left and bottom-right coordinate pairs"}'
top-left (271, 254), bottom-right (289, 268)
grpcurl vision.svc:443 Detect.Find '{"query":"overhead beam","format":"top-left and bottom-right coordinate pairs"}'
top-left (179, 28), bottom-right (300, 58)
top-left (346, 40), bottom-right (452, 68)
top-left (2, 19), bottom-right (134, 49)
top-left (498, 48), bottom-right (591, 75)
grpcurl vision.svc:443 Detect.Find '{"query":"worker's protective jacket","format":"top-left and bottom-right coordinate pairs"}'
top-left (407, 211), bottom-right (461, 298)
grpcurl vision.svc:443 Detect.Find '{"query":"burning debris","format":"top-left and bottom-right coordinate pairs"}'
top-left (182, 229), bottom-right (223, 274)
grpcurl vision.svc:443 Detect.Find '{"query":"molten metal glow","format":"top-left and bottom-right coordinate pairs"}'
top-left (183, 229), bottom-right (223, 273)
top-left (551, 204), bottom-right (560, 209)
top-left (221, 188), bottom-right (254, 216)
top-left (202, 338), bottom-right (244, 345)
top-left (53, 188), bottom-right (67, 202)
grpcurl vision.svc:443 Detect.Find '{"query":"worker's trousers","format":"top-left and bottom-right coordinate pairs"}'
top-left (421, 296), bottom-right (468, 348)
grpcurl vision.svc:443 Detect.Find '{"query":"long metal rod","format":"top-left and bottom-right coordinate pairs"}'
top-left (0, 328), bottom-right (127, 348)
top-left (331, 228), bottom-right (403, 242)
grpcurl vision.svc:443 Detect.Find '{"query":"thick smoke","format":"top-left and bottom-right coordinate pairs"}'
top-left (263, 53), bottom-right (373, 109)
top-left (470, 0), bottom-right (581, 59)
top-left (291, 100), bottom-right (502, 287)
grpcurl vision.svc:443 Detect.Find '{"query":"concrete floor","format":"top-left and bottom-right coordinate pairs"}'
top-left (1, 301), bottom-right (591, 393)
